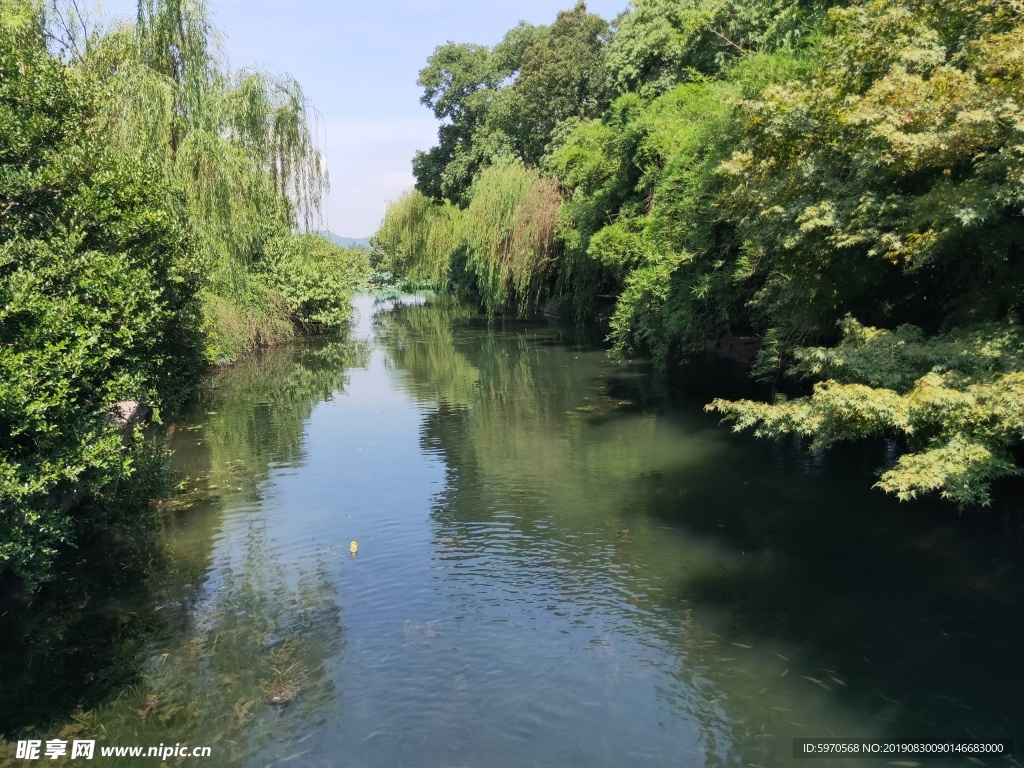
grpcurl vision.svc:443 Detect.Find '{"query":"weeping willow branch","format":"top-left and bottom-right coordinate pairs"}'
top-left (43, 0), bottom-right (94, 63)
top-left (375, 162), bottom-right (560, 314)
top-left (461, 162), bottom-right (560, 313)
top-left (86, 0), bottom-right (327, 279)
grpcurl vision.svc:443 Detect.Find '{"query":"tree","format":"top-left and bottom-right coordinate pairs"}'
top-left (377, 163), bottom-right (560, 314)
top-left (91, 0), bottom-right (327, 275)
top-left (85, 0), bottom-right (341, 360)
top-left (0, 5), bottom-right (205, 585)
top-left (711, 0), bottom-right (1024, 505)
top-left (411, 4), bottom-right (612, 201)
top-left (512, 1), bottom-right (610, 164)
top-left (413, 24), bottom-right (549, 203)
top-left (606, 0), bottom-right (844, 100)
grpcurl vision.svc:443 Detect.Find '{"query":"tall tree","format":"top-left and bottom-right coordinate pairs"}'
top-left (411, 4), bottom-right (612, 202)
top-left (413, 23), bottom-right (548, 203)
top-left (712, 0), bottom-right (1024, 505)
top-left (90, 0), bottom-right (327, 279)
top-left (512, 1), bottom-right (610, 164)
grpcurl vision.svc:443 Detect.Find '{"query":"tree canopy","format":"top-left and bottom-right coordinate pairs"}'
top-left (412, 2), bottom-right (610, 203)
top-left (378, 0), bottom-right (1024, 507)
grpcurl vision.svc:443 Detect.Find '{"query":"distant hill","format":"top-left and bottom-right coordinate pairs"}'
top-left (318, 231), bottom-right (371, 250)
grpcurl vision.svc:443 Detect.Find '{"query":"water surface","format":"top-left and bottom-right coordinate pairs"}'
top-left (2, 295), bottom-right (1022, 767)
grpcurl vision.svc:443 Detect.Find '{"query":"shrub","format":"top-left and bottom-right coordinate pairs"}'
top-left (0, 14), bottom-right (205, 586)
top-left (259, 234), bottom-right (370, 329)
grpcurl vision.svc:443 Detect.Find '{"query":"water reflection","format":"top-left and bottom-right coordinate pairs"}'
top-left (0, 522), bottom-right (181, 738)
top-left (1, 337), bottom-right (364, 765)
top-left (2, 300), bottom-right (1022, 768)
top-left (168, 335), bottom-right (370, 495)
top-left (375, 299), bottom-right (1024, 767)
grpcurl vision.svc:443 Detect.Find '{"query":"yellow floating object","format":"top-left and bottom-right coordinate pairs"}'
top-left (349, 540), bottom-right (359, 555)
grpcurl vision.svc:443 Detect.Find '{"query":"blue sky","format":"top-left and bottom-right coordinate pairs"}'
top-left (99, 0), bottom-right (630, 237)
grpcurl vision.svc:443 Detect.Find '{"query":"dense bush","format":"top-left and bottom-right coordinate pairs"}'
top-left (710, 0), bottom-right (1024, 504)
top-left (260, 235), bottom-right (370, 329)
top-left (0, 12), bottom-right (206, 585)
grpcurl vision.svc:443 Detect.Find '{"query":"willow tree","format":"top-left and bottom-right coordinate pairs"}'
top-left (373, 189), bottom-right (459, 284)
top-left (460, 162), bottom-right (560, 314)
top-left (375, 163), bottom-right (560, 314)
top-left (86, 0), bottom-right (326, 285)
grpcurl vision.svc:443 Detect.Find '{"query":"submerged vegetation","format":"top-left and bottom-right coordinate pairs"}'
top-left (376, 0), bottom-right (1024, 507)
top-left (0, 0), bottom-right (366, 586)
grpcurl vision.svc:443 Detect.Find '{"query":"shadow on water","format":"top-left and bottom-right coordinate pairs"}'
top-left (0, 522), bottom-right (196, 737)
top-left (1, 336), bottom-right (365, 765)
top-left (637, 436), bottom-right (1024, 743)
top-left (607, 358), bottom-right (1024, 749)
top-left (374, 299), bottom-right (1024, 767)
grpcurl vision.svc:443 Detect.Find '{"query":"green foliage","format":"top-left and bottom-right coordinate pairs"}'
top-left (722, 0), bottom-right (1024, 336)
top-left (198, 234), bottom-right (367, 365)
top-left (706, 0), bottom-right (1024, 505)
top-left (460, 162), bottom-right (561, 313)
top-left (0, 0), bottom-right (354, 586)
top-left (0, 10), bottom-right (205, 585)
top-left (511, 1), bottom-right (610, 164)
top-left (543, 108), bottom-right (641, 321)
top-left (373, 189), bottom-right (462, 287)
top-left (412, 36), bottom-right (522, 203)
top-left (606, 0), bottom-right (841, 100)
top-left (87, 0), bottom-right (333, 358)
top-left (259, 235), bottom-right (370, 329)
top-left (199, 278), bottom-right (293, 363)
top-left (412, 2), bottom-right (610, 203)
top-left (549, 76), bottom-right (747, 355)
top-left (711, 320), bottom-right (1024, 506)
top-left (376, 163), bottom-right (560, 314)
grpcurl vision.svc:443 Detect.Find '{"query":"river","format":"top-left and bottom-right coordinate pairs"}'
top-left (2, 294), bottom-right (1022, 767)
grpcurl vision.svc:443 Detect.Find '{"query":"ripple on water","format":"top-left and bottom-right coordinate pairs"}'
top-left (98, 298), bottom-right (1023, 768)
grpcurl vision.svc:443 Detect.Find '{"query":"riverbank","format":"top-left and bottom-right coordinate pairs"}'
top-left (376, 0), bottom-right (1024, 508)
top-left (0, 1), bottom-right (365, 589)
top-left (3, 295), bottom-right (1021, 766)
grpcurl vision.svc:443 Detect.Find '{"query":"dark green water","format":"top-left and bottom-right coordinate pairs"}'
top-left (2, 295), bottom-right (1023, 767)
